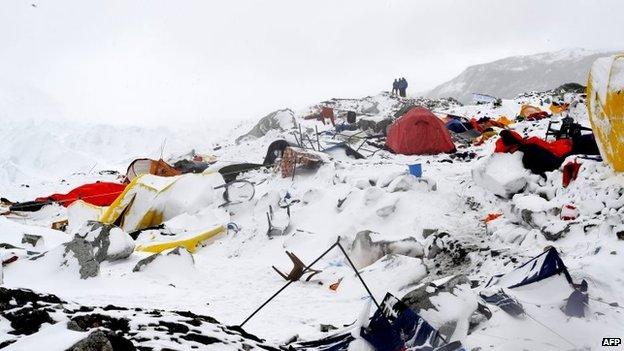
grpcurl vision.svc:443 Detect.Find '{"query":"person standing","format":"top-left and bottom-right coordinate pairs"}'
top-left (392, 79), bottom-right (399, 95)
top-left (399, 77), bottom-right (408, 97)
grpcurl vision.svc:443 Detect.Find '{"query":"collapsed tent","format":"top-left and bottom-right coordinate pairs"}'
top-left (9, 182), bottom-right (127, 212)
top-left (482, 247), bottom-right (589, 318)
top-left (494, 130), bottom-right (598, 174)
top-left (387, 107), bottom-right (456, 155)
top-left (486, 247), bottom-right (573, 289)
top-left (124, 158), bottom-right (181, 182)
top-left (587, 54), bottom-right (624, 171)
top-left (360, 293), bottom-right (444, 351)
top-left (100, 173), bottom-right (224, 232)
top-left (518, 105), bottom-right (543, 118)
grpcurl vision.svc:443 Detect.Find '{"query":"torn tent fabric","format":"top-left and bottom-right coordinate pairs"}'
top-left (562, 160), bottom-right (582, 187)
top-left (286, 328), bottom-right (355, 351)
top-left (479, 290), bottom-right (525, 317)
top-left (34, 182), bottom-right (127, 207)
top-left (360, 293), bottom-right (442, 351)
top-left (485, 247), bottom-right (573, 289)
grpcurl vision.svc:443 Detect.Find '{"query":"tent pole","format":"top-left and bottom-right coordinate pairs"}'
top-left (336, 242), bottom-right (381, 311)
top-left (239, 242), bottom-right (339, 328)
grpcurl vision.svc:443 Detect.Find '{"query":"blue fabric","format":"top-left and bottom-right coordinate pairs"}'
top-left (446, 119), bottom-right (472, 133)
top-left (480, 290), bottom-right (525, 316)
top-left (486, 247), bottom-right (573, 289)
top-left (360, 293), bottom-right (440, 351)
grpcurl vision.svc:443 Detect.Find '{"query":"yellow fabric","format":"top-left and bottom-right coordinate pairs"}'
top-left (519, 105), bottom-right (542, 117)
top-left (100, 173), bottom-right (224, 232)
top-left (496, 116), bottom-right (513, 126)
top-left (549, 104), bottom-right (568, 115)
top-left (587, 54), bottom-right (624, 172)
top-left (135, 225), bottom-right (225, 253)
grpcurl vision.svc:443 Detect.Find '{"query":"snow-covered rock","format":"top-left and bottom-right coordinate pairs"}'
top-left (236, 109), bottom-right (295, 143)
top-left (75, 221), bottom-right (135, 263)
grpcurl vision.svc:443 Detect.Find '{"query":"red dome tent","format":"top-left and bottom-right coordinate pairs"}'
top-left (386, 107), bottom-right (456, 155)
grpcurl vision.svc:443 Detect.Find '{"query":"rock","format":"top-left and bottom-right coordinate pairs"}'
top-left (422, 229), bottom-right (438, 239)
top-left (350, 231), bottom-right (424, 269)
top-left (4, 307), bottom-right (54, 335)
top-left (67, 330), bottom-right (113, 351)
top-left (132, 253), bottom-right (159, 272)
top-left (76, 221), bottom-right (135, 263)
top-left (63, 237), bottom-right (100, 279)
top-left (401, 275), bottom-right (470, 312)
top-left (21, 234), bottom-right (43, 248)
top-left (236, 109), bottom-right (295, 143)
top-left (541, 222), bottom-right (570, 241)
top-left (133, 247), bottom-right (195, 273)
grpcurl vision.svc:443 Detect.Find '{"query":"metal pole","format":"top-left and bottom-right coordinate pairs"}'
top-left (239, 242), bottom-right (339, 327)
top-left (336, 242), bottom-right (381, 311)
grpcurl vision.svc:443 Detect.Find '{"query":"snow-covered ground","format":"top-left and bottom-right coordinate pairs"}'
top-left (1, 92), bottom-right (623, 350)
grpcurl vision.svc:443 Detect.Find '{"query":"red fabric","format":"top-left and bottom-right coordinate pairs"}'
top-left (526, 111), bottom-right (550, 121)
top-left (562, 160), bottom-right (581, 187)
top-left (36, 182), bottom-right (126, 207)
top-left (494, 131), bottom-right (523, 153)
top-left (524, 137), bottom-right (572, 158)
top-left (494, 131), bottom-right (572, 158)
top-left (469, 118), bottom-right (483, 133)
top-left (387, 107), bottom-right (455, 155)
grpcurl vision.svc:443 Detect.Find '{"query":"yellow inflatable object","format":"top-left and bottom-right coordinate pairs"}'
top-left (135, 225), bottom-right (225, 253)
top-left (587, 54), bottom-right (624, 172)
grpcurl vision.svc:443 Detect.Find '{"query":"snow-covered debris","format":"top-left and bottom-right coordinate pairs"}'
top-left (236, 108), bottom-right (296, 144)
top-left (132, 247), bottom-right (195, 274)
top-left (472, 152), bottom-right (530, 198)
top-left (350, 230), bottom-right (424, 269)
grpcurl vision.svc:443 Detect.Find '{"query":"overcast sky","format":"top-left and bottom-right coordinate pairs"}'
top-left (1, 0), bottom-right (623, 126)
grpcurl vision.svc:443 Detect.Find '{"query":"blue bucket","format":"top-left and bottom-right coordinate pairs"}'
top-left (408, 164), bottom-right (422, 177)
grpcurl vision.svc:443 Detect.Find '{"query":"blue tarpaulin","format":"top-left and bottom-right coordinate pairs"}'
top-left (485, 247), bottom-right (573, 289)
top-left (360, 293), bottom-right (441, 351)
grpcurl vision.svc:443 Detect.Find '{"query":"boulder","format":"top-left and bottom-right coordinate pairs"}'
top-left (350, 230), bottom-right (424, 269)
top-left (67, 330), bottom-right (113, 351)
top-left (62, 237), bottom-right (100, 279)
top-left (76, 221), bottom-right (135, 263)
top-left (236, 109), bottom-right (295, 143)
